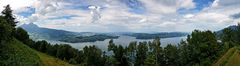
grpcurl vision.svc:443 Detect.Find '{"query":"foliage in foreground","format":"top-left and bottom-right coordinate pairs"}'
top-left (0, 39), bottom-right (43, 66)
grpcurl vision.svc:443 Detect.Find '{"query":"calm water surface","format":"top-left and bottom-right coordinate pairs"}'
top-left (47, 36), bottom-right (187, 51)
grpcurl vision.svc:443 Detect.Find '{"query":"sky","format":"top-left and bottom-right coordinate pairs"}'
top-left (0, 0), bottom-right (240, 32)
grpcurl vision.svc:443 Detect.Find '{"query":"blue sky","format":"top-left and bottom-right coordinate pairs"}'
top-left (0, 0), bottom-right (240, 32)
top-left (178, 0), bottom-right (215, 14)
top-left (16, 0), bottom-right (214, 18)
top-left (17, 7), bottom-right (35, 18)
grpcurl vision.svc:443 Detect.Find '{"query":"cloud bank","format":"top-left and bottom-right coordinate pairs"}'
top-left (0, 0), bottom-right (239, 32)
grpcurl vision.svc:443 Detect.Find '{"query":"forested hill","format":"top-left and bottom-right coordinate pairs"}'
top-left (20, 23), bottom-right (119, 43)
top-left (20, 23), bottom-right (79, 40)
top-left (216, 25), bottom-right (237, 34)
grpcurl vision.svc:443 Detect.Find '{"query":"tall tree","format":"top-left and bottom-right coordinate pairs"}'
top-left (144, 54), bottom-right (157, 66)
top-left (83, 45), bottom-right (103, 66)
top-left (236, 23), bottom-right (240, 44)
top-left (0, 16), bottom-right (12, 42)
top-left (127, 41), bottom-right (137, 64)
top-left (108, 39), bottom-right (116, 51)
top-left (136, 42), bottom-right (148, 66)
top-left (152, 37), bottom-right (163, 65)
top-left (108, 40), bottom-right (129, 66)
top-left (186, 30), bottom-right (219, 65)
top-left (164, 44), bottom-right (179, 66)
top-left (178, 40), bottom-right (190, 65)
top-left (0, 5), bottom-right (16, 42)
top-left (1, 5), bottom-right (17, 27)
top-left (115, 45), bottom-right (129, 66)
top-left (14, 27), bottom-right (29, 44)
top-left (222, 28), bottom-right (235, 48)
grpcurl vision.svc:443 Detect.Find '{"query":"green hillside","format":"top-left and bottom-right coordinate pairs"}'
top-left (36, 51), bottom-right (73, 66)
top-left (0, 39), bottom-right (72, 66)
top-left (213, 46), bottom-right (240, 66)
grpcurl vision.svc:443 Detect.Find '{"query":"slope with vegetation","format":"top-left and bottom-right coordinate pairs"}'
top-left (0, 5), bottom-right (72, 66)
top-left (213, 47), bottom-right (240, 66)
top-left (0, 38), bottom-right (43, 66)
top-left (0, 38), bottom-right (72, 66)
top-left (36, 51), bottom-right (73, 66)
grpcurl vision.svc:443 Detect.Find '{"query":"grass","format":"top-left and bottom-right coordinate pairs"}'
top-left (224, 49), bottom-right (240, 66)
top-left (36, 51), bottom-right (73, 66)
top-left (213, 47), bottom-right (240, 66)
top-left (0, 38), bottom-right (73, 66)
top-left (0, 39), bottom-right (43, 66)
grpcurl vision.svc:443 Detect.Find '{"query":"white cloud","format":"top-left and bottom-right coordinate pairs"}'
top-left (139, 0), bottom-right (177, 14)
top-left (184, 14), bottom-right (194, 18)
top-left (0, 0), bottom-right (36, 11)
top-left (177, 0), bottom-right (195, 9)
top-left (89, 5), bottom-right (101, 23)
top-left (211, 0), bottom-right (219, 7)
top-left (1, 0), bottom-right (239, 32)
top-left (194, 12), bottom-right (232, 23)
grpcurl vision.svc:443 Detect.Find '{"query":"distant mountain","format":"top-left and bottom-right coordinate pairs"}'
top-left (215, 25), bottom-right (238, 37)
top-left (20, 23), bottom-right (79, 40)
top-left (20, 23), bottom-right (188, 42)
top-left (20, 23), bottom-right (119, 43)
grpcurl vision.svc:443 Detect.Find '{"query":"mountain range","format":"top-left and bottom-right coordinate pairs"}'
top-left (20, 23), bottom-right (120, 43)
top-left (20, 23), bottom-right (189, 43)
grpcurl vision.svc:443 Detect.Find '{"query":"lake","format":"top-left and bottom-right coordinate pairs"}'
top-left (47, 36), bottom-right (187, 51)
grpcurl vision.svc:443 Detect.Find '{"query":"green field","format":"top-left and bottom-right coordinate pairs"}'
top-left (0, 39), bottom-right (72, 66)
top-left (213, 47), bottom-right (240, 66)
top-left (36, 51), bottom-right (73, 66)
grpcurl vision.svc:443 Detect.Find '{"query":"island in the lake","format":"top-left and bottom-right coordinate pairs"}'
top-left (125, 32), bottom-right (188, 39)
top-left (59, 34), bottom-right (119, 43)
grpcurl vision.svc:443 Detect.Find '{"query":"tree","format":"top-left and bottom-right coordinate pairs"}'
top-left (108, 40), bottom-right (129, 66)
top-left (108, 39), bottom-right (116, 51)
top-left (222, 28), bottom-right (236, 48)
top-left (114, 45), bottom-right (129, 66)
top-left (75, 51), bottom-right (84, 64)
top-left (14, 27), bottom-right (29, 44)
top-left (152, 37), bottom-right (163, 65)
top-left (235, 23), bottom-right (240, 44)
top-left (36, 40), bottom-right (48, 53)
top-left (1, 5), bottom-right (17, 27)
top-left (127, 41), bottom-right (137, 64)
top-left (186, 30), bottom-right (219, 65)
top-left (0, 5), bottom-right (17, 44)
top-left (136, 42), bottom-right (148, 66)
top-left (0, 16), bottom-right (12, 42)
top-left (178, 40), bottom-right (190, 66)
top-left (163, 44), bottom-right (179, 66)
top-left (144, 54), bottom-right (158, 66)
top-left (83, 45), bottom-right (103, 66)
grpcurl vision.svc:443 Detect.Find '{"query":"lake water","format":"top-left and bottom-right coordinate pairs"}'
top-left (47, 36), bottom-right (187, 51)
